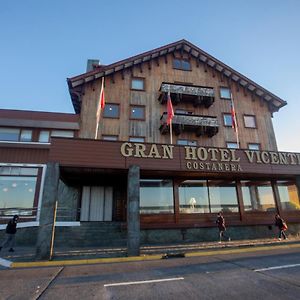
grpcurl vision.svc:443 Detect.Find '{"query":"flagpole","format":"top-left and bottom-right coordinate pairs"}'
top-left (231, 92), bottom-right (240, 148)
top-left (170, 119), bottom-right (173, 144)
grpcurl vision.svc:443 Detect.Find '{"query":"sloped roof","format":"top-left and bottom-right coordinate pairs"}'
top-left (67, 39), bottom-right (286, 113)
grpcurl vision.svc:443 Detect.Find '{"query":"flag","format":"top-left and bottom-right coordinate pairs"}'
top-left (99, 77), bottom-right (105, 112)
top-left (95, 77), bottom-right (105, 139)
top-left (230, 100), bottom-right (237, 132)
top-left (167, 92), bottom-right (174, 125)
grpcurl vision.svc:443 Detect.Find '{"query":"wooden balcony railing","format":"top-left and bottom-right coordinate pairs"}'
top-left (158, 82), bottom-right (215, 108)
top-left (160, 112), bottom-right (219, 137)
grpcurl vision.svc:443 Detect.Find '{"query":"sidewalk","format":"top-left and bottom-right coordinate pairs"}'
top-left (1, 236), bottom-right (300, 267)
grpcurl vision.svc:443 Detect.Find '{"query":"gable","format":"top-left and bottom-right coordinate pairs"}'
top-left (67, 39), bottom-right (286, 114)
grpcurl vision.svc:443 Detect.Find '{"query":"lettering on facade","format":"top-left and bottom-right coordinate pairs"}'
top-left (120, 143), bottom-right (300, 172)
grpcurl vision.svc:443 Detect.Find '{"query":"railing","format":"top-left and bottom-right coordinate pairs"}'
top-left (160, 112), bottom-right (219, 137)
top-left (158, 82), bottom-right (215, 108)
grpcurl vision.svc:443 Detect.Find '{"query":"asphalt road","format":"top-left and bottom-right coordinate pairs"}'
top-left (1, 247), bottom-right (300, 300)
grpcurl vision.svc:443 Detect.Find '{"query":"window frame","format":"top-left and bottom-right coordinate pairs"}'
top-left (130, 105), bottom-right (145, 121)
top-left (220, 87), bottom-right (232, 100)
top-left (103, 103), bottom-right (120, 119)
top-left (177, 139), bottom-right (197, 146)
top-left (226, 141), bottom-right (239, 149)
top-left (102, 135), bottom-right (118, 141)
top-left (172, 58), bottom-right (192, 71)
top-left (223, 113), bottom-right (233, 127)
top-left (129, 136), bottom-right (145, 143)
top-left (130, 77), bottom-right (145, 91)
top-left (243, 114), bottom-right (257, 129)
top-left (247, 143), bottom-right (261, 150)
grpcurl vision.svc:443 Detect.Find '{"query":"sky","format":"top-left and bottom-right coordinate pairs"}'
top-left (0, 0), bottom-right (299, 151)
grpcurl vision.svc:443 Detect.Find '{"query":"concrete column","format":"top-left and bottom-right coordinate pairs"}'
top-left (35, 162), bottom-right (60, 260)
top-left (127, 165), bottom-right (140, 256)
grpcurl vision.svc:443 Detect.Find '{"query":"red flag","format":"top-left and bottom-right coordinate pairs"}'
top-left (99, 77), bottom-right (105, 110)
top-left (231, 100), bottom-right (237, 132)
top-left (167, 93), bottom-right (174, 125)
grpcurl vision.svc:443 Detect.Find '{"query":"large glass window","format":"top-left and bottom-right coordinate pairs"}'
top-left (277, 180), bottom-right (300, 211)
top-left (208, 180), bottom-right (239, 213)
top-left (179, 180), bottom-right (210, 213)
top-left (0, 166), bottom-right (39, 218)
top-left (241, 181), bottom-right (276, 212)
top-left (140, 179), bottom-right (174, 214)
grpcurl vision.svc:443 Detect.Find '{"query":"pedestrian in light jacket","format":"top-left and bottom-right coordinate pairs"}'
top-left (0, 215), bottom-right (19, 252)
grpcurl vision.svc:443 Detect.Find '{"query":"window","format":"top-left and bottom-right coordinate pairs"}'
top-left (131, 78), bottom-right (145, 90)
top-left (102, 135), bottom-right (118, 141)
top-left (0, 128), bottom-right (32, 142)
top-left (39, 131), bottom-right (50, 143)
top-left (277, 180), bottom-right (300, 211)
top-left (0, 166), bottom-right (40, 218)
top-left (220, 87), bottom-right (231, 99)
top-left (173, 59), bottom-right (191, 71)
top-left (51, 130), bottom-right (74, 138)
top-left (140, 179), bottom-right (174, 214)
top-left (103, 103), bottom-right (120, 118)
top-left (129, 137), bottom-right (145, 143)
top-left (248, 143), bottom-right (260, 150)
top-left (130, 106), bottom-right (145, 120)
top-left (179, 180), bottom-right (210, 213)
top-left (244, 115), bottom-right (256, 128)
top-left (20, 130), bottom-right (32, 142)
top-left (208, 180), bottom-right (239, 213)
top-left (223, 114), bottom-right (233, 127)
top-left (241, 180), bottom-right (276, 212)
top-left (226, 142), bottom-right (239, 149)
top-left (177, 139), bottom-right (197, 146)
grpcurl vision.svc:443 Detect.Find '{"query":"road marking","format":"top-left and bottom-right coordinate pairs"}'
top-left (254, 263), bottom-right (300, 272)
top-left (104, 277), bottom-right (184, 287)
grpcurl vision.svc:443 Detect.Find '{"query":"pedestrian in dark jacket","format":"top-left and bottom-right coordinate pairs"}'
top-left (0, 215), bottom-right (19, 252)
top-left (275, 214), bottom-right (287, 240)
top-left (216, 212), bottom-right (230, 243)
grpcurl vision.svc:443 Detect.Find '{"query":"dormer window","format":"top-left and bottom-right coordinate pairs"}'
top-left (173, 59), bottom-right (191, 71)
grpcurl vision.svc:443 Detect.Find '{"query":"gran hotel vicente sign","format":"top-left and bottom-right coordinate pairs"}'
top-left (120, 142), bottom-right (300, 174)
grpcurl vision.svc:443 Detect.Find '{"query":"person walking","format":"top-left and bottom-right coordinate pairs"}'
top-left (275, 214), bottom-right (287, 240)
top-left (216, 212), bottom-right (230, 243)
top-left (0, 215), bottom-right (19, 252)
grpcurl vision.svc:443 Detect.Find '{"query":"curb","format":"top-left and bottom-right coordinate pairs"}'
top-left (5, 242), bottom-right (300, 269)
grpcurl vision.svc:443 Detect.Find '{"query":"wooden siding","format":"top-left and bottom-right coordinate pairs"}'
top-left (0, 147), bottom-right (49, 163)
top-left (78, 52), bottom-right (278, 150)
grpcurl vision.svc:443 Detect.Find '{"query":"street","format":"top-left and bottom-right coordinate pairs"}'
top-left (1, 246), bottom-right (300, 300)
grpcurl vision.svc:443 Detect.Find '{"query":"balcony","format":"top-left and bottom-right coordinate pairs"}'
top-left (158, 82), bottom-right (215, 108)
top-left (160, 113), bottom-right (219, 137)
